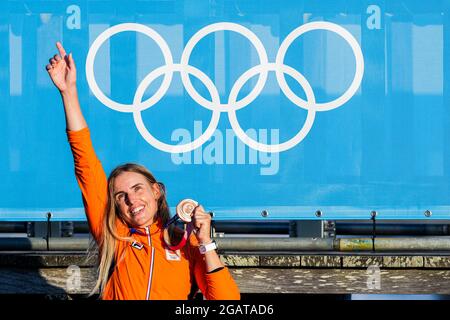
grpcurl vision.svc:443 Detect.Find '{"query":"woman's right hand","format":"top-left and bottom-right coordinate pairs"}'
top-left (46, 42), bottom-right (77, 93)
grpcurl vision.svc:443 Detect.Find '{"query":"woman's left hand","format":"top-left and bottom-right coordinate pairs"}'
top-left (192, 205), bottom-right (212, 244)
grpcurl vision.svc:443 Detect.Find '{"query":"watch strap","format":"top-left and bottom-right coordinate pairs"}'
top-left (199, 240), bottom-right (217, 254)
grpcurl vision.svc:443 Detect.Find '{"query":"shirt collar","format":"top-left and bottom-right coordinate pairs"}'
top-left (129, 218), bottom-right (163, 235)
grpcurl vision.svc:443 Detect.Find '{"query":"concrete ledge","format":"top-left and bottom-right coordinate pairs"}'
top-left (342, 256), bottom-right (382, 268)
top-left (424, 257), bottom-right (450, 268)
top-left (2, 252), bottom-right (450, 269)
top-left (260, 255), bottom-right (301, 267)
top-left (383, 256), bottom-right (423, 268)
top-left (220, 255), bottom-right (259, 267)
top-left (302, 256), bottom-right (341, 268)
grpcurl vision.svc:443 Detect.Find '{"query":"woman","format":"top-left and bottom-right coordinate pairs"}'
top-left (46, 42), bottom-right (240, 300)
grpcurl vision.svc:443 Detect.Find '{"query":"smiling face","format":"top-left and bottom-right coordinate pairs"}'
top-left (112, 171), bottom-right (160, 228)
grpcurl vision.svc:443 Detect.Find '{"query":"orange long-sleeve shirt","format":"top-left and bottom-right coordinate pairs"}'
top-left (67, 127), bottom-right (240, 300)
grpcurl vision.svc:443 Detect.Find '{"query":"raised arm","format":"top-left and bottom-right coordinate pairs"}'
top-left (46, 42), bottom-right (107, 243)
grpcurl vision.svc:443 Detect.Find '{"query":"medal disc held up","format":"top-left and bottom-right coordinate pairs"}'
top-left (176, 199), bottom-right (198, 223)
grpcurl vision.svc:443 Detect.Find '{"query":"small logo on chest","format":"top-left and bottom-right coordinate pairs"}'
top-left (165, 248), bottom-right (181, 261)
top-left (131, 241), bottom-right (144, 250)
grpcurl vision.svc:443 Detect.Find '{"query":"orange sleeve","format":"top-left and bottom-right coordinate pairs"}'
top-left (67, 127), bottom-right (108, 244)
top-left (190, 236), bottom-right (241, 300)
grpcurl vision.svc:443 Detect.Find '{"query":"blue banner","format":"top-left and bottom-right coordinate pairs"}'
top-left (1, 1), bottom-right (449, 220)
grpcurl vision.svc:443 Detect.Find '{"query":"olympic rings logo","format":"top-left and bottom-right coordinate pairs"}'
top-left (86, 21), bottom-right (364, 153)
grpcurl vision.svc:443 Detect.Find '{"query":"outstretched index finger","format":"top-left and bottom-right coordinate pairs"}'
top-left (56, 41), bottom-right (67, 58)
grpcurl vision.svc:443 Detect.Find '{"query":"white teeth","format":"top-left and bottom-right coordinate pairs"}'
top-left (131, 206), bottom-right (144, 215)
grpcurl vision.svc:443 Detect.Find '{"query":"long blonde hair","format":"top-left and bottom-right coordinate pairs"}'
top-left (89, 163), bottom-right (182, 298)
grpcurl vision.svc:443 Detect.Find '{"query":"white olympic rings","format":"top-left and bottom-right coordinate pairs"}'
top-left (86, 21), bottom-right (364, 153)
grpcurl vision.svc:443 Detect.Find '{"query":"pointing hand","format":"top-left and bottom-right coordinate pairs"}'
top-left (46, 42), bottom-right (77, 93)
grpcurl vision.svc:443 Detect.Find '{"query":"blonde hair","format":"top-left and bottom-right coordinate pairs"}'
top-left (89, 163), bottom-right (183, 298)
